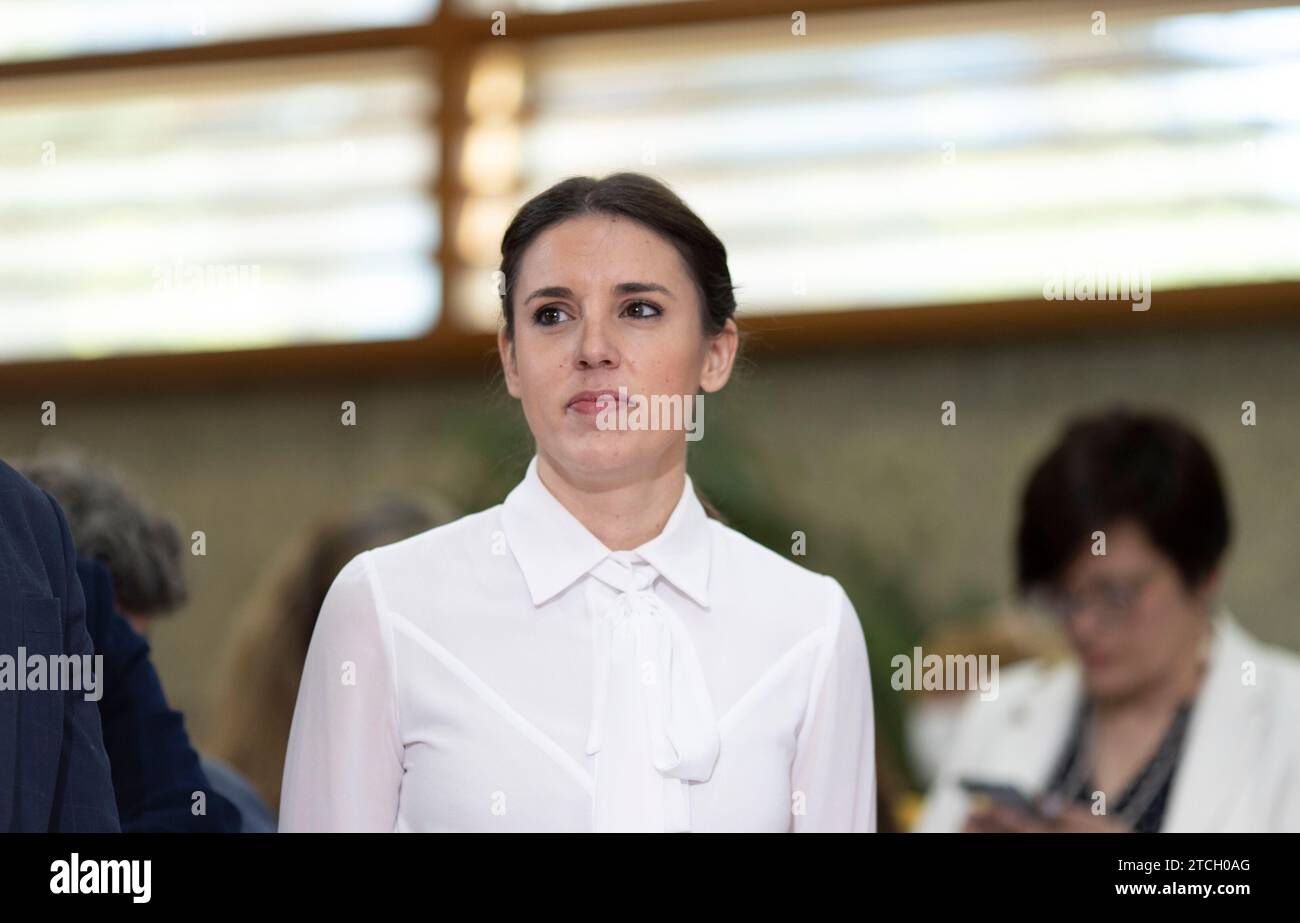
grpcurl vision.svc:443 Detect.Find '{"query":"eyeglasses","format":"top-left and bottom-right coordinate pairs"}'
top-left (1029, 569), bottom-right (1158, 628)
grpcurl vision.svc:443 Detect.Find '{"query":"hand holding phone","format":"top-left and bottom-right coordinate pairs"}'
top-left (959, 776), bottom-right (1045, 820)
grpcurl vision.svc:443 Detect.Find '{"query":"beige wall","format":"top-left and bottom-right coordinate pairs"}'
top-left (2, 322), bottom-right (1297, 744)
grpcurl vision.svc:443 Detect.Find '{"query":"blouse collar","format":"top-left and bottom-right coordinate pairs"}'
top-left (500, 455), bottom-right (712, 609)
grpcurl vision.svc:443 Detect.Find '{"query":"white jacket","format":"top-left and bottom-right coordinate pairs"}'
top-left (914, 610), bottom-right (1300, 832)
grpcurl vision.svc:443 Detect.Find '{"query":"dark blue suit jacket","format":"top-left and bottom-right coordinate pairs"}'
top-left (0, 459), bottom-right (119, 831)
top-left (79, 557), bottom-right (242, 832)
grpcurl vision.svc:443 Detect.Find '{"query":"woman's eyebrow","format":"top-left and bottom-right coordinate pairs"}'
top-left (613, 281), bottom-right (672, 298)
top-left (524, 282), bottom-right (673, 303)
top-left (524, 285), bottom-right (574, 303)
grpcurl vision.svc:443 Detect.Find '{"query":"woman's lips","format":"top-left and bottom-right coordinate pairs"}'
top-left (567, 390), bottom-right (623, 416)
top-left (1082, 649), bottom-right (1111, 668)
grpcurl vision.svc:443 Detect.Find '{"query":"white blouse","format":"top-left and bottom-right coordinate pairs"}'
top-left (279, 456), bottom-right (876, 832)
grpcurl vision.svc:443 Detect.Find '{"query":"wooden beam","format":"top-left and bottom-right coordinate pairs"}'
top-left (739, 282), bottom-right (1300, 356)
top-left (3, 283), bottom-right (1296, 400)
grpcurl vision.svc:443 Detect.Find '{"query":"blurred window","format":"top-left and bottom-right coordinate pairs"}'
top-left (3, 1), bottom-right (1299, 364)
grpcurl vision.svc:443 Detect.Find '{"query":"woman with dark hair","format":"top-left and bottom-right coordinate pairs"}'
top-left (916, 407), bottom-right (1300, 833)
top-left (280, 173), bottom-right (875, 832)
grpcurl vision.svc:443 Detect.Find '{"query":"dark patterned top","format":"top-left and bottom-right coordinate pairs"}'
top-left (1044, 696), bottom-right (1195, 833)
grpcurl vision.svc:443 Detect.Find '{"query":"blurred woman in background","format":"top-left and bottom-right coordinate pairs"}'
top-left (916, 408), bottom-right (1300, 832)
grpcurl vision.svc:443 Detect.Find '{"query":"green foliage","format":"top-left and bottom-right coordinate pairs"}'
top-left (687, 402), bottom-right (925, 789)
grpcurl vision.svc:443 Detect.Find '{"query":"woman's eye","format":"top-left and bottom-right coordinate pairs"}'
top-left (1110, 585), bottom-right (1139, 605)
top-left (534, 305), bottom-right (568, 326)
top-left (623, 300), bottom-right (662, 318)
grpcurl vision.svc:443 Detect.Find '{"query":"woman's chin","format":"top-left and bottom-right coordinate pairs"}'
top-left (546, 430), bottom-right (673, 479)
top-left (1083, 665), bottom-right (1138, 703)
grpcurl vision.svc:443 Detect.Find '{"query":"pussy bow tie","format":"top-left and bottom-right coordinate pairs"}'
top-left (583, 554), bottom-right (720, 832)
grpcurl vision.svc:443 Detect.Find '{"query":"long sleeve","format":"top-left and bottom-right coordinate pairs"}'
top-left (791, 577), bottom-right (876, 832)
top-left (80, 557), bottom-right (242, 832)
top-left (47, 493), bottom-right (121, 833)
top-left (279, 552), bottom-right (404, 831)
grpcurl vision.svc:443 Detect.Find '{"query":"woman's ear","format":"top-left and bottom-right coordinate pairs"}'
top-left (699, 318), bottom-right (739, 394)
top-left (498, 326), bottom-right (521, 399)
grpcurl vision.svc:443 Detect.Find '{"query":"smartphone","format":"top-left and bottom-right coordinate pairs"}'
top-left (959, 777), bottom-right (1043, 818)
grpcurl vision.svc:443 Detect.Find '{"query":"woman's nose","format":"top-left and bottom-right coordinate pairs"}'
top-left (575, 315), bottom-right (620, 369)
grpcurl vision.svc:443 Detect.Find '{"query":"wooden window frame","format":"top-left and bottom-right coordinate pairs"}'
top-left (2, 0), bottom-right (1297, 398)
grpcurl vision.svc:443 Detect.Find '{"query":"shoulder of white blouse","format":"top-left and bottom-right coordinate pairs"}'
top-left (708, 517), bottom-right (846, 601)
top-left (361, 504), bottom-right (505, 571)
